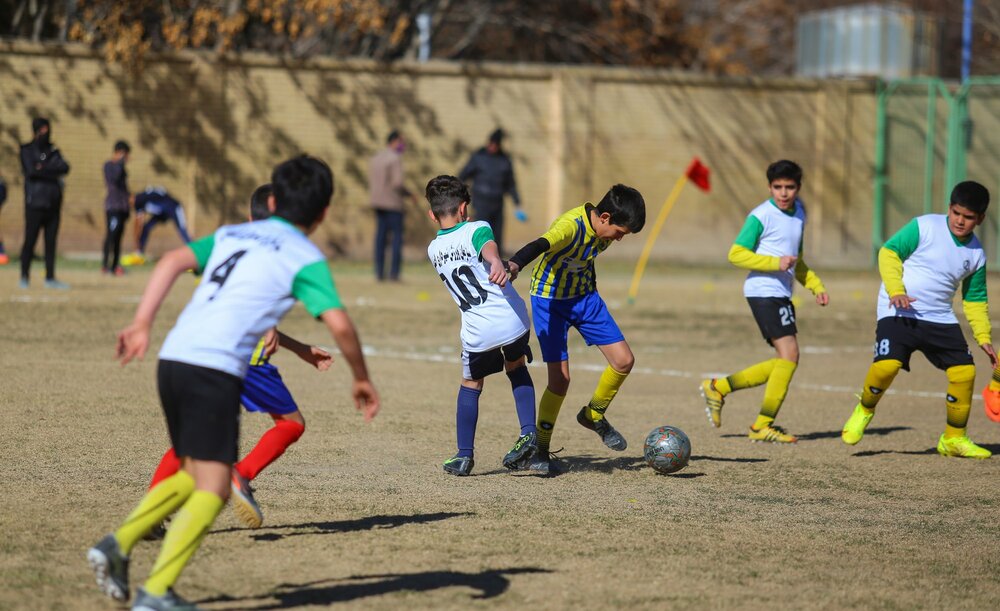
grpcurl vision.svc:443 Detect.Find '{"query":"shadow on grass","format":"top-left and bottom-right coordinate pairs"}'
top-left (851, 447), bottom-right (937, 457)
top-left (797, 426), bottom-right (912, 441)
top-left (691, 455), bottom-right (767, 463)
top-left (200, 567), bottom-right (552, 608)
top-left (212, 512), bottom-right (470, 542)
top-left (651, 471), bottom-right (706, 479)
top-left (558, 454), bottom-right (646, 474)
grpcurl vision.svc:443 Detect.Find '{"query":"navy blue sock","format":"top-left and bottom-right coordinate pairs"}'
top-left (456, 386), bottom-right (481, 458)
top-left (506, 366), bottom-right (537, 436)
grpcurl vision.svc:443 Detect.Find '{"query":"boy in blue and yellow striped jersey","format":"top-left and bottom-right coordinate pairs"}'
top-left (507, 185), bottom-right (645, 473)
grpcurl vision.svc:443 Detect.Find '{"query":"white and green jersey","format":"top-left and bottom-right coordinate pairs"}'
top-left (734, 198), bottom-right (807, 298)
top-left (428, 221), bottom-right (530, 352)
top-left (159, 217), bottom-right (342, 377)
top-left (877, 214), bottom-right (986, 324)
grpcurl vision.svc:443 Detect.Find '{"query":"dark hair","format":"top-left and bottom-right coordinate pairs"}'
top-left (114, 140), bottom-right (131, 153)
top-left (950, 181), bottom-right (990, 214)
top-left (425, 175), bottom-right (470, 219)
top-left (249, 183), bottom-right (273, 221)
top-left (386, 129), bottom-right (400, 144)
top-left (594, 184), bottom-right (646, 233)
top-left (766, 159), bottom-right (803, 185)
top-left (270, 155), bottom-right (334, 226)
top-left (489, 128), bottom-right (504, 145)
top-left (32, 117), bottom-right (50, 134)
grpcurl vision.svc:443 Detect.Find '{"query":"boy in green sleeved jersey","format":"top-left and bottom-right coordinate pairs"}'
top-left (842, 181), bottom-right (994, 459)
top-left (700, 160), bottom-right (828, 443)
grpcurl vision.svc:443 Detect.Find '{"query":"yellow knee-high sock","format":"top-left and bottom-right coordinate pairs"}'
top-left (717, 359), bottom-right (776, 395)
top-left (944, 364), bottom-right (975, 438)
top-left (753, 359), bottom-right (797, 429)
top-left (859, 359), bottom-right (903, 410)
top-left (114, 471), bottom-right (195, 555)
top-left (143, 490), bottom-right (224, 597)
top-left (536, 388), bottom-right (565, 453)
top-left (989, 366), bottom-right (1000, 392)
top-left (585, 366), bottom-right (629, 421)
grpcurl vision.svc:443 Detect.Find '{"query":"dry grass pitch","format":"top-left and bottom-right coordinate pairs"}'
top-left (2, 261), bottom-right (998, 610)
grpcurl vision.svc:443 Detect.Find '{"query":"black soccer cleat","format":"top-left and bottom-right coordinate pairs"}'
top-left (443, 454), bottom-right (474, 476)
top-left (503, 431), bottom-right (538, 470)
top-left (576, 406), bottom-right (627, 451)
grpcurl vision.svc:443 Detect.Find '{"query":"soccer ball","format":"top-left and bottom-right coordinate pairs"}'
top-left (643, 426), bottom-right (691, 474)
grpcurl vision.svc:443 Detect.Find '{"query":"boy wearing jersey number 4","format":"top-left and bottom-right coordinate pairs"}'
top-left (842, 181), bottom-right (995, 459)
top-left (426, 175), bottom-right (538, 476)
top-left (87, 156), bottom-right (379, 611)
top-left (700, 160), bottom-right (829, 443)
top-left (507, 184), bottom-right (646, 474)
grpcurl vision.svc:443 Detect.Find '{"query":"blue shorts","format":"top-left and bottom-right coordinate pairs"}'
top-left (531, 292), bottom-right (624, 362)
top-left (241, 363), bottom-right (299, 415)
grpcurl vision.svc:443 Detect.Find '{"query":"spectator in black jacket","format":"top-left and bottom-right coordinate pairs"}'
top-left (0, 175), bottom-right (8, 265)
top-left (19, 117), bottom-right (71, 289)
top-left (102, 140), bottom-right (131, 276)
top-left (458, 128), bottom-right (526, 256)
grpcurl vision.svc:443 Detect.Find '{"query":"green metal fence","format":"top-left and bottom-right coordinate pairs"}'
top-left (874, 77), bottom-right (1000, 264)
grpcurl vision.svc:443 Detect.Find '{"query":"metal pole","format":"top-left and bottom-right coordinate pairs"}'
top-left (873, 80), bottom-right (889, 264)
top-left (923, 82), bottom-right (936, 215)
top-left (962, 0), bottom-right (973, 82)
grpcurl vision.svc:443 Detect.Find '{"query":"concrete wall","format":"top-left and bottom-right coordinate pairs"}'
top-left (0, 42), bottom-right (878, 267)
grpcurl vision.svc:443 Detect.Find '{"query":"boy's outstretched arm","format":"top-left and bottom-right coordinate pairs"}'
top-left (793, 257), bottom-right (829, 306)
top-left (277, 330), bottom-right (333, 371)
top-left (480, 241), bottom-right (508, 287)
top-left (117, 246), bottom-right (197, 365)
top-left (319, 309), bottom-right (379, 421)
top-left (961, 266), bottom-right (997, 367)
top-left (506, 237), bottom-right (550, 279)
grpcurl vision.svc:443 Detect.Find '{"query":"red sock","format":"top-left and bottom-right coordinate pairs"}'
top-left (149, 447), bottom-right (181, 490)
top-left (235, 420), bottom-right (305, 481)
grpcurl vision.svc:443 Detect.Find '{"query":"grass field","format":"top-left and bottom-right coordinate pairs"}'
top-left (2, 260), bottom-right (999, 610)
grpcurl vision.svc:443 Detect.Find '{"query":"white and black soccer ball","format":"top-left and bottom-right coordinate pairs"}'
top-left (643, 425), bottom-right (691, 474)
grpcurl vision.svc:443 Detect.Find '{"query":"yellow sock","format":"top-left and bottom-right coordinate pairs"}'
top-left (143, 490), bottom-right (224, 597)
top-left (536, 388), bottom-right (565, 453)
top-left (721, 359), bottom-right (776, 395)
top-left (990, 366), bottom-right (1000, 392)
top-left (756, 359), bottom-right (797, 423)
top-left (114, 471), bottom-right (194, 555)
top-left (585, 366), bottom-right (629, 421)
top-left (944, 364), bottom-right (975, 437)
top-left (860, 359), bottom-right (902, 410)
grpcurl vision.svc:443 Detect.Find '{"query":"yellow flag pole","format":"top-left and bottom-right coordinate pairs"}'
top-left (627, 174), bottom-right (689, 304)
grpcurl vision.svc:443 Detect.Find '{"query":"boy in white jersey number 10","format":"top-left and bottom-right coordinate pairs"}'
top-left (843, 181), bottom-right (995, 459)
top-left (701, 160), bottom-right (829, 443)
top-left (425, 175), bottom-right (539, 476)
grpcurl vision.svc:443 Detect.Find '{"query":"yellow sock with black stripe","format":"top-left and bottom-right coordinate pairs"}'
top-left (114, 471), bottom-right (194, 556)
top-left (989, 366), bottom-right (1000, 392)
top-left (944, 364), bottom-right (975, 438)
top-left (752, 359), bottom-right (797, 429)
top-left (536, 388), bottom-right (565, 453)
top-left (143, 490), bottom-right (224, 597)
top-left (717, 359), bottom-right (776, 395)
top-left (584, 366), bottom-right (629, 421)
top-left (860, 359), bottom-right (902, 410)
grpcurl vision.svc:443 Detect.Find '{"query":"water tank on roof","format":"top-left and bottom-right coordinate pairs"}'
top-left (797, 3), bottom-right (939, 79)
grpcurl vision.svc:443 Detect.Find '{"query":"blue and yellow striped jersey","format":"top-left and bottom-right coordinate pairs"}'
top-left (249, 335), bottom-right (270, 366)
top-left (530, 204), bottom-right (613, 299)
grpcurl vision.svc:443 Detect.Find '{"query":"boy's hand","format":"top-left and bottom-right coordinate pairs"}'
top-left (261, 328), bottom-right (280, 358)
top-left (815, 292), bottom-right (829, 306)
top-left (352, 380), bottom-right (380, 421)
top-left (889, 294), bottom-right (916, 310)
top-left (506, 260), bottom-right (521, 280)
top-left (981, 343), bottom-right (998, 368)
top-left (487, 260), bottom-right (508, 287)
top-left (116, 321), bottom-right (151, 365)
top-left (778, 255), bottom-right (797, 271)
top-left (307, 346), bottom-right (334, 371)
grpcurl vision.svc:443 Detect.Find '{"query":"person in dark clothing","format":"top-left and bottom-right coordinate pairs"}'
top-left (103, 140), bottom-right (131, 276)
top-left (458, 128), bottom-right (526, 256)
top-left (19, 117), bottom-right (71, 289)
top-left (0, 176), bottom-right (8, 265)
top-left (132, 187), bottom-right (192, 259)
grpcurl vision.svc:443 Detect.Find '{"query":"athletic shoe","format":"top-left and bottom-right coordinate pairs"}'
top-left (936, 435), bottom-right (992, 459)
top-left (502, 432), bottom-right (537, 470)
top-left (524, 449), bottom-right (562, 476)
top-left (122, 253), bottom-right (147, 267)
top-left (0, 253), bottom-right (9, 265)
top-left (114, 266), bottom-right (126, 277)
top-left (842, 402), bottom-right (874, 445)
top-left (748, 423), bottom-right (797, 443)
top-left (230, 472), bottom-right (263, 528)
top-left (142, 519), bottom-right (169, 542)
top-left (87, 534), bottom-right (130, 602)
top-left (700, 379), bottom-right (725, 428)
top-left (443, 454), bottom-right (474, 476)
top-left (983, 386), bottom-right (1000, 423)
top-left (18, 278), bottom-right (28, 289)
top-left (576, 407), bottom-right (627, 451)
top-left (132, 587), bottom-right (201, 611)
top-left (44, 279), bottom-right (69, 290)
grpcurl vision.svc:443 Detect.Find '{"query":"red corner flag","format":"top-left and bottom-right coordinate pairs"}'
top-left (685, 157), bottom-right (711, 192)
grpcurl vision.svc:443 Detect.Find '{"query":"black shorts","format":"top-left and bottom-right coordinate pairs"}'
top-left (157, 360), bottom-right (242, 464)
top-left (462, 332), bottom-right (533, 380)
top-left (747, 297), bottom-right (797, 344)
top-left (873, 317), bottom-right (973, 371)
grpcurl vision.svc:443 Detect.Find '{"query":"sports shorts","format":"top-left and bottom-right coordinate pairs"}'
top-left (531, 291), bottom-right (624, 363)
top-left (157, 359), bottom-right (242, 464)
top-left (463, 331), bottom-right (533, 380)
top-left (873, 316), bottom-right (973, 371)
top-left (242, 363), bottom-right (299, 415)
top-left (747, 297), bottom-right (797, 344)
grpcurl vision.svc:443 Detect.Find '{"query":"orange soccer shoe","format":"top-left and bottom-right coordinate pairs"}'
top-left (983, 386), bottom-right (1000, 423)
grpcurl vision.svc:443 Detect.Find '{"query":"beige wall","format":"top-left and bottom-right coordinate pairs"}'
top-left (0, 42), bottom-right (878, 267)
